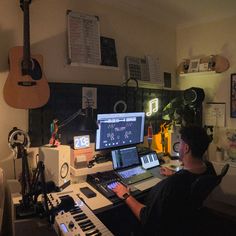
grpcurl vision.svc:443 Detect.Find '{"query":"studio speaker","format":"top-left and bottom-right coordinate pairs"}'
top-left (168, 127), bottom-right (181, 157)
top-left (39, 145), bottom-right (71, 190)
top-left (183, 87), bottom-right (205, 107)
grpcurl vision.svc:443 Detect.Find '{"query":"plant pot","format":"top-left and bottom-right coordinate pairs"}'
top-left (227, 147), bottom-right (236, 162)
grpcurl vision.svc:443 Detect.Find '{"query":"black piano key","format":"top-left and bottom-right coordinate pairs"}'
top-left (79, 220), bottom-right (93, 228)
top-left (78, 219), bottom-right (91, 226)
top-left (82, 224), bottom-right (95, 231)
top-left (93, 233), bottom-right (102, 236)
top-left (74, 213), bottom-right (87, 221)
top-left (70, 207), bottom-right (82, 215)
top-left (85, 229), bottom-right (101, 236)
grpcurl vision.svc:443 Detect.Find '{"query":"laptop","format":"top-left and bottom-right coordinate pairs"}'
top-left (111, 146), bottom-right (153, 185)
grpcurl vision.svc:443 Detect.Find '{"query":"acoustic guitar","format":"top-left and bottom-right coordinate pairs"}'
top-left (3, 0), bottom-right (50, 109)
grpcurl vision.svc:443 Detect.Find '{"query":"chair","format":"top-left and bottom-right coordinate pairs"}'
top-left (190, 163), bottom-right (230, 210)
top-left (187, 164), bottom-right (230, 235)
top-left (219, 163), bottom-right (230, 178)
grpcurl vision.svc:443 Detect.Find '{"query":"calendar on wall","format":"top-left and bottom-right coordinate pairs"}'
top-left (67, 10), bottom-right (101, 65)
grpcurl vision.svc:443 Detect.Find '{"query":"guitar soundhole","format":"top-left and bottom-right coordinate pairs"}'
top-left (21, 58), bottom-right (42, 81)
top-left (18, 81), bottom-right (36, 86)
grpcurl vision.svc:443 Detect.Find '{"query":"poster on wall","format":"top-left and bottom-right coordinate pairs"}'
top-left (230, 73), bottom-right (236, 118)
top-left (82, 87), bottom-right (97, 109)
top-left (204, 102), bottom-right (226, 127)
top-left (67, 10), bottom-right (101, 65)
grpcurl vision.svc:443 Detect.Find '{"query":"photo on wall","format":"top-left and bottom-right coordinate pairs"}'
top-left (230, 73), bottom-right (236, 118)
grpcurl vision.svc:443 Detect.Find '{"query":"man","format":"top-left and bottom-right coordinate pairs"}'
top-left (112, 125), bottom-right (216, 235)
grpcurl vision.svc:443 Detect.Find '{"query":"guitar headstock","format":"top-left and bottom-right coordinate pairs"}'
top-left (20, 0), bottom-right (32, 11)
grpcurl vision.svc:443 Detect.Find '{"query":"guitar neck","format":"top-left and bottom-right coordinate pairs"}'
top-left (22, 0), bottom-right (31, 70)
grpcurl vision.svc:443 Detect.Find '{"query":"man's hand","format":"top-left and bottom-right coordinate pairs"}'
top-left (160, 166), bottom-right (175, 176)
top-left (111, 182), bottom-right (145, 220)
top-left (112, 182), bottom-right (129, 199)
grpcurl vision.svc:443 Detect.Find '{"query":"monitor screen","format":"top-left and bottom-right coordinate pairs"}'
top-left (95, 112), bottom-right (145, 150)
top-left (111, 146), bottom-right (140, 170)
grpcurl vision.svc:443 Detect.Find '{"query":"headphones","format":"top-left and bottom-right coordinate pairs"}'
top-left (8, 127), bottom-right (30, 159)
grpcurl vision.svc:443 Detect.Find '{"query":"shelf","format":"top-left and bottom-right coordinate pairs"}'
top-left (138, 80), bottom-right (164, 89)
top-left (178, 71), bottom-right (219, 78)
top-left (123, 79), bottom-right (165, 89)
top-left (68, 62), bottom-right (119, 70)
top-left (70, 161), bottom-right (113, 178)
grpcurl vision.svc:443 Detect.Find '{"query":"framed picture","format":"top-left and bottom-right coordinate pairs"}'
top-left (230, 73), bottom-right (236, 118)
top-left (188, 59), bottom-right (200, 73)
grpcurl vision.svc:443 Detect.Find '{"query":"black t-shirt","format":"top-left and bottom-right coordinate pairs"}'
top-left (139, 162), bottom-right (216, 236)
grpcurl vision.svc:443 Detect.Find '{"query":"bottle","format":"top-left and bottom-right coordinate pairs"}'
top-left (147, 122), bottom-right (153, 149)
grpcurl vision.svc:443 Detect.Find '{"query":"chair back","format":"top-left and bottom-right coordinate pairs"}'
top-left (190, 163), bottom-right (229, 210)
top-left (219, 163), bottom-right (230, 178)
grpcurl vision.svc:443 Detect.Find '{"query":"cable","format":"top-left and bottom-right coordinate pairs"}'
top-left (58, 109), bottom-right (85, 128)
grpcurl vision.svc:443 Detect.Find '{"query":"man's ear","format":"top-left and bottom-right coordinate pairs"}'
top-left (184, 143), bottom-right (190, 154)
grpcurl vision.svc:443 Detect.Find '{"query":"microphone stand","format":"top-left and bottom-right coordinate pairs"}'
top-left (17, 148), bottom-right (55, 222)
top-left (16, 144), bottom-right (36, 217)
top-left (30, 161), bottom-right (50, 216)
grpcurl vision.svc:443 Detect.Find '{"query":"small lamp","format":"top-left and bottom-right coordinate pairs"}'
top-left (78, 106), bottom-right (98, 132)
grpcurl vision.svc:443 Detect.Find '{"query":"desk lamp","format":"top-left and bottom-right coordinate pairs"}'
top-left (77, 105), bottom-right (98, 132)
top-left (49, 106), bottom-right (98, 147)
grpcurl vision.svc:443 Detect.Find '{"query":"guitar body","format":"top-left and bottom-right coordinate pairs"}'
top-left (4, 46), bottom-right (50, 109)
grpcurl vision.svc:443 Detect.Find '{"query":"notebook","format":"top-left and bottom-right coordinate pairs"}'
top-left (111, 146), bottom-right (153, 185)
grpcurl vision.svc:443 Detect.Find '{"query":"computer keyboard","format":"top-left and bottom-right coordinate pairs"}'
top-left (118, 166), bottom-right (146, 179)
top-left (123, 172), bottom-right (153, 185)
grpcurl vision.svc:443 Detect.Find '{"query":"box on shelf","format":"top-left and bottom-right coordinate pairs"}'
top-left (71, 147), bottom-right (94, 169)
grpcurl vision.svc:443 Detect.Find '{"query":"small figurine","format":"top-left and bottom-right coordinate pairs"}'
top-left (49, 119), bottom-right (60, 147)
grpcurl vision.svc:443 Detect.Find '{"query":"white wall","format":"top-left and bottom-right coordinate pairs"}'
top-left (176, 16), bottom-right (236, 160)
top-left (0, 0), bottom-right (176, 178)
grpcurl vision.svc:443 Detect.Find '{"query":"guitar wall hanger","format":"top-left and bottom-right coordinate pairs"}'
top-left (20, 0), bottom-right (32, 11)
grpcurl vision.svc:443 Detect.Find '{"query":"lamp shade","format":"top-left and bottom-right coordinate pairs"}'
top-left (78, 107), bottom-right (98, 131)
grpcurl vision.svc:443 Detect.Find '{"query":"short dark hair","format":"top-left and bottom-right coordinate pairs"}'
top-left (179, 125), bottom-right (211, 159)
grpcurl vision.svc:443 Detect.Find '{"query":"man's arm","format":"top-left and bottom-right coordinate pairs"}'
top-left (160, 166), bottom-right (175, 176)
top-left (112, 183), bottom-right (145, 220)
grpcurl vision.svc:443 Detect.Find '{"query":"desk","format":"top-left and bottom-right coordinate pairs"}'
top-left (65, 166), bottom-right (163, 211)
top-left (7, 166), bottom-right (164, 236)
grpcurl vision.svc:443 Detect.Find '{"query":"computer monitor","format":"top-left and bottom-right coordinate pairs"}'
top-left (95, 112), bottom-right (145, 150)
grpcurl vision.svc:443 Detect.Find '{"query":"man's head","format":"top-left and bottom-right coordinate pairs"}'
top-left (178, 125), bottom-right (211, 160)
